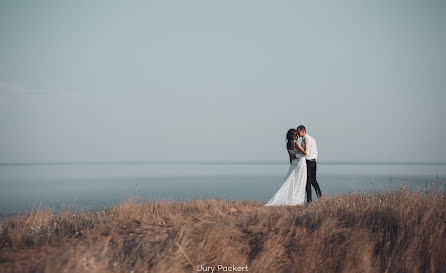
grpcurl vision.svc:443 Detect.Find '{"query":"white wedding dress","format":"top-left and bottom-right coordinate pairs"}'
top-left (265, 140), bottom-right (307, 206)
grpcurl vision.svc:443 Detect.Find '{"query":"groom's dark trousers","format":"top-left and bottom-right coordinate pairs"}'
top-left (306, 159), bottom-right (322, 202)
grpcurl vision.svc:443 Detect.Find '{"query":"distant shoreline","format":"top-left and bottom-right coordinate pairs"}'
top-left (1, 160), bottom-right (446, 166)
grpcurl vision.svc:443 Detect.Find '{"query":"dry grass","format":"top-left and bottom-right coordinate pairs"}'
top-left (0, 183), bottom-right (445, 273)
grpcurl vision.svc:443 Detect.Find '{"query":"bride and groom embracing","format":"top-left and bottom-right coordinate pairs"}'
top-left (265, 125), bottom-right (322, 206)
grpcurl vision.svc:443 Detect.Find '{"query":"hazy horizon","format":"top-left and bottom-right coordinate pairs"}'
top-left (1, 0), bottom-right (446, 163)
top-left (1, 154), bottom-right (445, 166)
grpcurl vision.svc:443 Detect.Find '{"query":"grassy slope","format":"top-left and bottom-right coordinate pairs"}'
top-left (1, 184), bottom-right (445, 273)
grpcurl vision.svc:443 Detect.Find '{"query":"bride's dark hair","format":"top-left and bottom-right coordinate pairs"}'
top-left (286, 129), bottom-right (296, 149)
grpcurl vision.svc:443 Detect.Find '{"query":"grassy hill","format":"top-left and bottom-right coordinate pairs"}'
top-left (1, 183), bottom-right (445, 273)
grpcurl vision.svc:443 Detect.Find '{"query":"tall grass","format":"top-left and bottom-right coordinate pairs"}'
top-left (0, 183), bottom-right (445, 273)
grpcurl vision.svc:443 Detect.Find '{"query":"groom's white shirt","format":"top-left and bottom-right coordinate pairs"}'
top-left (302, 134), bottom-right (318, 161)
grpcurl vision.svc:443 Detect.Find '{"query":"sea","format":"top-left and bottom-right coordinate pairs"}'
top-left (0, 161), bottom-right (445, 218)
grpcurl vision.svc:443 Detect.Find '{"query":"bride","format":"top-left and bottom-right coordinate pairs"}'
top-left (265, 129), bottom-right (308, 206)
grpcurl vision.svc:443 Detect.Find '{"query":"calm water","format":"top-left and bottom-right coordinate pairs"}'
top-left (0, 161), bottom-right (445, 217)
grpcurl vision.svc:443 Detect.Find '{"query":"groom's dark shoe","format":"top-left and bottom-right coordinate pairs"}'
top-left (306, 192), bottom-right (312, 203)
top-left (315, 186), bottom-right (322, 198)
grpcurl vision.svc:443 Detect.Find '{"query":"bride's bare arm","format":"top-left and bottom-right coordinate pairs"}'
top-left (295, 139), bottom-right (308, 155)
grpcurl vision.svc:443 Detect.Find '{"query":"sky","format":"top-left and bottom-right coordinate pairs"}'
top-left (0, 0), bottom-right (445, 163)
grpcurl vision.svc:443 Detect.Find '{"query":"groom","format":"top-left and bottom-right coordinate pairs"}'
top-left (297, 125), bottom-right (322, 203)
